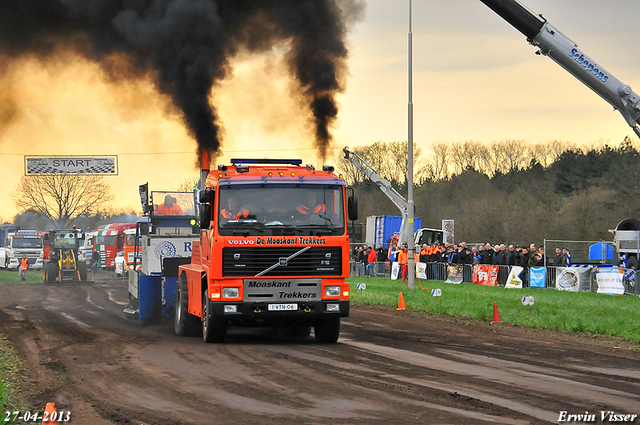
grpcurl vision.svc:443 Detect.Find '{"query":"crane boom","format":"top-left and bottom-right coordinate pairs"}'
top-left (480, 0), bottom-right (640, 139)
top-left (343, 147), bottom-right (412, 246)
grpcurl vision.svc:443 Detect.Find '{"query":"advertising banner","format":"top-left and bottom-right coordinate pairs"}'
top-left (416, 262), bottom-right (427, 280)
top-left (445, 264), bottom-right (463, 284)
top-left (142, 236), bottom-right (194, 275)
top-left (529, 267), bottom-right (546, 288)
top-left (472, 265), bottom-right (499, 286)
top-left (595, 267), bottom-right (625, 295)
top-left (505, 266), bottom-right (524, 289)
top-left (391, 262), bottom-right (400, 280)
top-left (556, 266), bottom-right (592, 292)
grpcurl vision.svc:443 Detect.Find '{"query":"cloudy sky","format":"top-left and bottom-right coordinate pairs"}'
top-left (1, 0), bottom-right (640, 220)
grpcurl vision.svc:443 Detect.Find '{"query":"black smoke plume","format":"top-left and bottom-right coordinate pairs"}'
top-left (0, 0), bottom-right (364, 163)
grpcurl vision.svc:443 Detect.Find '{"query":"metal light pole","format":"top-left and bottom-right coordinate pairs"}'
top-left (407, 0), bottom-right (415, 290)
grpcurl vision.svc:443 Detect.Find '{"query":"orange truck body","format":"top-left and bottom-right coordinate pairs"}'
top-left (177, 159), bottom-right (351, 342)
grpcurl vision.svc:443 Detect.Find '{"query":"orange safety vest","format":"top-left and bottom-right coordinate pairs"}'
top-left (398, 250), bottom-right (408, 265)
top-left (221, 208), bottom-right (249, 219)
top-left (296, 204), bottom-right (326, 215)
top-left (157, 203), bottom-right (184, 215)
top-left (20, 257), bottom-right (28, 271)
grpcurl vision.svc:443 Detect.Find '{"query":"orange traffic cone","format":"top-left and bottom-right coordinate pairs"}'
top-left (491, 301), bottom-right (501, 323)
top-left (42, 403), bottom-right (56, 425)
top-left (396, 292), bottom-right (406, 311)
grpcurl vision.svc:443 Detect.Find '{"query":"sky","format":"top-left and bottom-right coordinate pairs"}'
top-left (1, 0), bottom-right (640, 221)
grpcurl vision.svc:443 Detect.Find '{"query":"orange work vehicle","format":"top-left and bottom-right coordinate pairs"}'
top-left (175, 156), bottom-right (357, 343)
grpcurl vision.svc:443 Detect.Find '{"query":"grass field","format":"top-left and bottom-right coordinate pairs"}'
top-left (347, 277), bottom-right (640, 343)
top-left (0, 336), bottom-right (25, 425)
top-left (0, 268), bottom-right (43, 285)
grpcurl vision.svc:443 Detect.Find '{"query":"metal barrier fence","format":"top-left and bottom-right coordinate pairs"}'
top-left (349, 261), bottom-right (640, 296)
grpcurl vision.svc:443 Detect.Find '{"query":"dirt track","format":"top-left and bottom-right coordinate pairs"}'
top-left (1, 279), bottom-right (639, 425)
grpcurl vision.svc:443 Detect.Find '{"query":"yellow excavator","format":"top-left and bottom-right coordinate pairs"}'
top-left (43, 226), bottom-right (88, 282)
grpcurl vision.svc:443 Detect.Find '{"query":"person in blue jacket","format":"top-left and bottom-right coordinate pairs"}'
top-left (562, 247), bottom-right (572, 266)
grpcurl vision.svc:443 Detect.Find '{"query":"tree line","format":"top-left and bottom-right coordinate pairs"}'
top-left (338, 137), bottom-right (640, 245)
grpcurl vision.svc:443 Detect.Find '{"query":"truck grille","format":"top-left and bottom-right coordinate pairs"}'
top-left (222, 247), bottom-right (342, 277)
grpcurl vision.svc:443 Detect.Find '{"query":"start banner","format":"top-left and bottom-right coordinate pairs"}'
top-left (25, 155), bottom-right (118, 175)
top-left (472, 265), bottom-right (499, 286)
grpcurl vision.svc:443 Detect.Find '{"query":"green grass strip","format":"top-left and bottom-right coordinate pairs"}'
top-left (348, 277), bottom-right (640, 343)
top-left (0, 269), bottom-right (43, 285)
top-left (0, 335), bottom-right (26, 425)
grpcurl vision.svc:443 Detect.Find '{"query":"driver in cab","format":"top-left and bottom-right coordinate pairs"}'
top-left (221, 197), bottom-right (250, 220)
top-left (156, 194), bottom-right (184, 216)
top-left (296, 191), bottom-right (326, 215)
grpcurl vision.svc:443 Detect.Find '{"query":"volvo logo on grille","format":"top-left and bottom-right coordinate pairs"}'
top-left (234, 253), bottom-right (241, 260)
top-left (325, 253), bottom-right (332, 259)
top-left (279, 257), bottom-right (288, 266)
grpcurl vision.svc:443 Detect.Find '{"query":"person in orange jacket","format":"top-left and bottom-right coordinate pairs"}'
top-left (397, 243), bottom-right (409, 282)
top-left (221, 196), bottom-right (250, 220)
top-left (19, 254), bottom-right (28, 281)
top-left (156, 194), bottom-right (184, 216)
top-left (296, 191), bottom-right (326, 215)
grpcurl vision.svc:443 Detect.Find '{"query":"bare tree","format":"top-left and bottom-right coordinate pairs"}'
top-left (11, 174), bottom-right (114, 228)
top-left (177, 177), bottom-right (199, 192)
top-left (529, 140), bottom-right (576, 167)
top-left (448, 140), bottom-right (485, 175)
top-left (426, 141), bottom-right (449, 181)
top-left (337, 141), bottom-right (428, 188)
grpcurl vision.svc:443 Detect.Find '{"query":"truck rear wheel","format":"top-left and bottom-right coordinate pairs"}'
top-left (174, 274), bottom-right (199, 336)
top-left (78, 262), bottom-right (88, 281)
top-left (314, 317), bottom-right (340, 343)
top-left (44, 263), bottom-right (58, 283)
top-left (202, 288), bottom-right (226, 343)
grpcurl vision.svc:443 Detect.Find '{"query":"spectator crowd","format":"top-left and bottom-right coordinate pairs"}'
top-left (351, 241), bottom-right (573, 278)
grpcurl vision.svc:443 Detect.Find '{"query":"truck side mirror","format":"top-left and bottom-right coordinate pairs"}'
top-left (200, 204), bottom-right (212, 229)
top-left (347, 195), bottom-right (358, 221)
top-left (199, 189), bottom-right (214, 229)
top-left (139, 223), bottom-right (149, 236)
top-left (199, 189), bottom-right (213, 203)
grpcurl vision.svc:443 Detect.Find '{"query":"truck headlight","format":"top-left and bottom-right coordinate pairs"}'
top-left (222, 287), bottom-right (239, 298)
top-left (326, 303), bottom-right (340, 312)
top-left (224, 305), bottom-right (237, 314)
top-left (325, 286), bottom-right (341, 297)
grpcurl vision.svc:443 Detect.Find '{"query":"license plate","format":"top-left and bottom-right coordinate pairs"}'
top-left (268, 303), bottom-right (298, 311)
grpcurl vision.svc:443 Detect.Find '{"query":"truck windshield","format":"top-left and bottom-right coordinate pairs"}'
top-left (55, 232), bottom-right (77, 249)
top-left (12, 238), bottom-right (43, 248)
top-left (125, 234), bottom-right (138, 246)
top-left (218, 184), bottom-right (345, 236)
top-left (151, 191), bottom-right (195, 216)
top-left (96, 235), bottom-right (117, 245)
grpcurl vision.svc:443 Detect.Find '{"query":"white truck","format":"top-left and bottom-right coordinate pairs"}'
top-left (79, 231), bottom-right (97, 265)
top-left (0, 230), bottom-right (45, 270)
top-left (611, 219), bottom-right (640, 269)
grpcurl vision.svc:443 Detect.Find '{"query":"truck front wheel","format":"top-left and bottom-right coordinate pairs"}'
top-left (77, 262), bottom-right (88, 281)
top-left (202, 289), bottom-right (226, 343)
top-left (628, 256), bottom-right (638, 269)
top-left (174, 275), bottom-right (199, 336)
top-left (44, 263), bottom-right (58, 283)
top-left (314, 317), bottom-right (340, 343)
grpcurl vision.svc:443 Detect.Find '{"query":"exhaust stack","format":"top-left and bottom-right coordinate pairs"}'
top-left (200, 149), bottom-right (210, 191)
